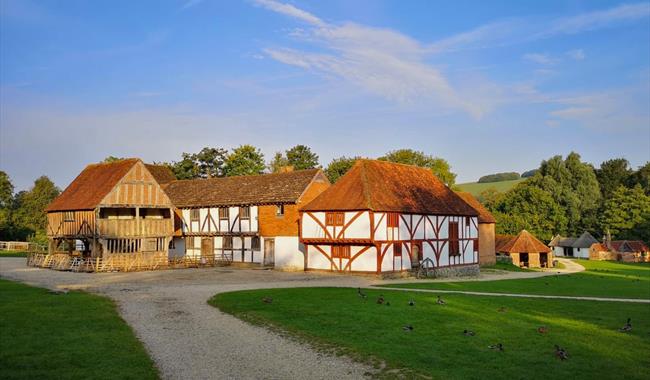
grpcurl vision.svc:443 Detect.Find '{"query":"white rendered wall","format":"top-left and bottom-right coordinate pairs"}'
top-left (273, 236), bottom-right (304, 270)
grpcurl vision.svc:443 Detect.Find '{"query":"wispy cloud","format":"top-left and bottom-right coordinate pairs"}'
top-left (566, 49), bottom-right (586, 61)
top-left (523, 53), bottom-right (558, 65)
top-left (254, 0), bottom-right (325, 26)
top-left (181, 0), bottom-right (203, 10)
top-left (541, 2), bottom-right (650, 36)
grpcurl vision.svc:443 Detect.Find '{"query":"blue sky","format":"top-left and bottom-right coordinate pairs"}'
top-left (1, 0), bottom-right (649, 191)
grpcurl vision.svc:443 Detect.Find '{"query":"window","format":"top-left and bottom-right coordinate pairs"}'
top-left (449, 221), bottom-right (460, 256)
top-left (387, 213), bottom-right (399, 228)
top-left (63, 211), bottom-right (74, 222)
top-left (99, 208), bottom-right (135, 220)
top-left (325, 212), bottom-right (344, 226)
top-left (239, 206), bottom-right (251, 219)
top-left (251, 236), bottom-right (260, 251)
top-left (219, 208), bottom-right (229, 220)
top-left (141, 208), bottom-right (171, 219)
top-left (223, 236), bottom-right (233, 249)
top-left (393, 243), bottom-right (402, 257)
top-left (186, 236), bottom-right (195, 249)
top-left (331, 245), bottom-right (350, 259)
top-left (466, 216), bottom-right (471, 225)
top-left (473, 239), bottom-right (479, 252)
top-left (276, 205), bottom-right (284, 216)
top-left (190, 209), bottom-right (200, 222)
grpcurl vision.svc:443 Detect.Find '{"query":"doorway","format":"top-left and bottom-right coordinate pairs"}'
top-left (519, 252), bottom-right (529, 267)
top-left (264, 238), bottom-right (275, 266)
top-left (540, 252), bottom-right (548, 268)
top-left (201, 237), bottom-right (213, 259)
top-left (410, 242), bottom-right (423, 268)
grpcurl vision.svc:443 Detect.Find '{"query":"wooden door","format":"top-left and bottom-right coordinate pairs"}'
top-left (264, 238), bottom-right (275, 266)
top-left (201, 237), bottom-right (213, 258)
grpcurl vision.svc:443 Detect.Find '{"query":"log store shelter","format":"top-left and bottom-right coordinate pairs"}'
top-left (45, 159), bottom-right (175, 263)
top-left (497, 229), bottom-right (553, 268)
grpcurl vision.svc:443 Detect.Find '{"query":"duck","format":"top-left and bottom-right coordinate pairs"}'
top-left (357, 287), bottom-right (367, 299)
top-left (436, 296), bottom-right (446, 305)
top-left (537, 326), bottom-right (549, 334)
top-left (402, 324), bottom-right (414, 332)
top-left (618, 318), bottom-right (632, 332)
top-left (554, 345), bottom-right (569, 360)
top-left (488, 343), bottom-right (504, 351)
top-left (463, 329), bottom-right (475, 336)
top-left (261, 297), bottom-right (273, 304)
top-left (408, 300), bottom-right (415, 306)
top-left (377, 295), bottom-right (385, 304)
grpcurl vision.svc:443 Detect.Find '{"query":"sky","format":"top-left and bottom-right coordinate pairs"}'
top-left (1, 0), bottom-right (649, 191)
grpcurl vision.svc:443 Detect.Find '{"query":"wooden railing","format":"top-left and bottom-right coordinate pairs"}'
top-left (97, 219), bottom-right (173, 237)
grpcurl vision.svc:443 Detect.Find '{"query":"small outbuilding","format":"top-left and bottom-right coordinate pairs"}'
top-left (497, 230), bottom-right (553, 268)
top-left (549, 231), bottom-right (598, 259)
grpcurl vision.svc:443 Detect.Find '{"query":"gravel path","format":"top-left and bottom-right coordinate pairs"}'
top-left (0, 257), bottom-right (585, 379)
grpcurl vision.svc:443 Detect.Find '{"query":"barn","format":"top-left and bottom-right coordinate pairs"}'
top-left (299, 160), bottom-right (480, 275)
top-left (163, 168), bottom-right (329, 270)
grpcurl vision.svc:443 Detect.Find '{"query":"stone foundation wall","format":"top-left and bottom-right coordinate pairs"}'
top-left (424, 264), bottom-right (480, 278)
top-left (496, 255), bottom-right (513, 264)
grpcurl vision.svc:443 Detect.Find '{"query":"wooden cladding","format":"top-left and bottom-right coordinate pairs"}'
top-left (332, 245), bottom-right (350, 259)
top-left (325, 212), bottom-right (344, 226)
top-left (101, 161), bottom-right (171, 207)
top-left (387, 213), bottom-right (399, 228)
top-left (449, 221), bottom-right (460, 256)
top-left (97, 218), bottom-right (172, 238)
top-left (105, 237), bottom-right (166, 254)
top-left (47, 211), bottom-right (95, 237)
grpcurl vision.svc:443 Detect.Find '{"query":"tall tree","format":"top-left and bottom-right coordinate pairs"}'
top-left (0, 171), bottom-right (14, 240)
top-left (285, 145), bottom-right (319, 170)
top-left (596, 158), bottom-right (632, 200)
top-left (379, 149), bottom-right (457, 186)
top-left (11, 176), bottom-right (60, 241)
top-left (223, 145), bottom-right (266, 177)
top-left (600, 185), bottom-right (650, 240)
top-left (194, 147), bottom-right (228, 178)
top-left (102, 156), bottom-right (125, 163)
top-left (628, 162), bottom-right (650, 195)
top-left (269, 152), bottom-right (289, 173)
top-left (325, 156), bottom-right (361, 183)
top-left (171, 153), bottom-right (200, 180)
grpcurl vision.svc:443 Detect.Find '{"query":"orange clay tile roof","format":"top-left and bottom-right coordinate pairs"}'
top-left (300, 160), bottom-right (478, 216)
top-left (495, 234), bottom-right (515, 252)
top-left (46, 159), bottom-right (140, 212)
top-left (590, 243), bottom-right (609, 252)
top-left (455, 192), bottom-right (496, 224)
top-left (498, 230), bottom-right (551, 254)
top-left (144, 164), bottom-right (176, 184)
top-left (611, 240), bottom-right (649, 253)
top-left (163, 169), bottom-right (325, 208)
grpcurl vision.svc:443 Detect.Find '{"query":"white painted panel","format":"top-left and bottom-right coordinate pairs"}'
top-left (349, 246), bottom-right (375, 271)
top-left (374, 213), bottom-right (387, 241)
top-left (413, 215), bottom-right (425, 240)
top-left (301, 212), bottom-right (326, 238)
top-left (308, 245), bottom-right (331, 270)
top-left (422, 242), bottom-right (436, 266)
top-left (399, 215), bottom-right (410, 240)
top-left (273, 236), bottom-right (304, 270)
top-left (199, 208), bottom-right (209, 232)
top-left (251, 207), bottom-right (259, 231)
top-left (168, 237), bottom-right (185, 259)
top-left (344, 212), bottom-right (371, 239)
top-left (439, 217), bottom-right (449, 239)
top-left (381, 245), bottom-right (394, 272)
top-left (424, 216), bottom-right (435, 240)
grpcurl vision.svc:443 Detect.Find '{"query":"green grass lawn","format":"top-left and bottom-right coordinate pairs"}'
top-left (378, 260), bottom-right (650, 299)
top-left (481, 261), bottom-right (534, 272)
top-left (211, 287), bottom-right (650, 379)
top-left (0, 250), bottom-right (30, 257)
top-left (456, 178), bottom-right (525, 196)
top-left (0, 279), bottom-right (158, 380)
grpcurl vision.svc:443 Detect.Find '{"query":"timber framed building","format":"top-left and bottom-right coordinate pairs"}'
top-left (299, 160), bottom-right (481, 274)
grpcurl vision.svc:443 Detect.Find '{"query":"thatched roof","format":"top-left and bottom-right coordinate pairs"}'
top-left (301, 160), bottom-right (478, 216)
top-left (548, 235), bottom-right (576, 248)
top-left (498, 230), bottom-right (551, 254)
top-left (455, 192), bottom-right (496, 223)
top-left (572, 231), bottom-right (599, 248)
top-left (163, 169), bottom-right (326, 208)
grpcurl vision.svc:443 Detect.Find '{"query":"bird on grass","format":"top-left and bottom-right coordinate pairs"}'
top-left (402, 324), bottom-right (414, 332)
top-left (463, 329), bottom-right (475, 336)
top-left (261, 297), bottom-right (273, 304)
top-left (408, 300), bottom-right (415, 306)
top-left (377, 295), bottom-right (385, 304)
top-left (49, 289), bottom-right (69, 295)
top-left (554, 345), bottom-right (569, 360)
top-left (488, 343), bottom-right (504, 351)
top-left (385, 301), bottom-right (391, 306)
top-left (436, 296), bottom-right (446, 305)
top-left (618, 318), bottom-right (632, 332)
top-left (537, 326), bottom-right (549, 334)
top-left (357, 287), bottom-right (367, 299)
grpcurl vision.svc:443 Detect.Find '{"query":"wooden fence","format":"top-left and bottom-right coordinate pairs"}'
top-left (1, 241), bottom-right (45, 252)
top-left (26, 251), bottom-right (232, 273)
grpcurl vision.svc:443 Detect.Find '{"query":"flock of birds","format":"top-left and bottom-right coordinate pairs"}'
top-left (258, 288), bottom-right (636, 362)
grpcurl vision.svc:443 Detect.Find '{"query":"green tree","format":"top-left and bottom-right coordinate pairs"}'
top-left (0, 171), bottom-right (14, 208)
top-left (478, 172), bottom-right (520, 183)
top-left (325, 156), bottom-right (361, 183)
top-left (194, 147), bottom-right (228, 178)
top-left (285, 145), bottom-right (319, 170)
top-left (490, 182), bottom-right (567, 241)
top-left (379, 149), bottom-right (457, 186)
top-left (600, 185), bottom-right (650, 240)
top-left (269, 152), bottom-right (290, 173)
top-left (102, 156), bottom-right (125, 163)
top-left (628, 162), bottom-right (650, 195)
top-left (171, 153), bottom-right (200, 180)
top-left (224, 145), bottom-right (266, 177)
top-left (596, 158), bottom-right (632, 200)
top-left (11, 176), bottom-right (60, 240)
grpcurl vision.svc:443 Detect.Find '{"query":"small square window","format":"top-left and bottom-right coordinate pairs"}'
top-left (276, 205), bottom-right (284, 216)
top-left (393, 243), bottom-right (402, 257)
top-left (239, 207), bottom-right (251, 219)
top-left (251, 236), bottom-right (260, 251)
top-left (332, 245), bottom-right (350, 259)
top-left (387, 213), bottom-right (399, 228)
top-left (325, 212), bottom-right (344, 226)
top-left (223, 236), bottom-right (233, 249)
top-left (473, 239), bottom-right (479, 252)
top-left (219, 208), bottom-right (229, 220)
top-left (190, 209), bottom-right (200, 222)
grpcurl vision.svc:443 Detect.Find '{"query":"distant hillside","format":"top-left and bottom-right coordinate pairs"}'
top-left (456, 178), bottom-right (525, 196)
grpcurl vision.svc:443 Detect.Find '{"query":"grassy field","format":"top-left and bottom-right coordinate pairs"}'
top-left (481, 261), bottom-right (534, 272)
top-left (0, 250), bottom-right (30, 257)
top-left (378, 260), bottom-right (650, 299)
top-left (211, 287), bottom-right (650, 379)
top-left (0, 279), bottom-right (158, 380)
top-left (456, 178), bottom-right (525, 196)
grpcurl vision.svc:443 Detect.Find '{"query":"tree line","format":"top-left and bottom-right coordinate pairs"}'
top-left (480, 153), bottom-right (650, 243)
